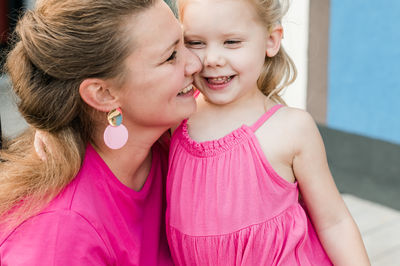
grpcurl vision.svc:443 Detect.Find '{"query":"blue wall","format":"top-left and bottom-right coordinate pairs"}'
top-left (328, 0), bottom-right (400, 144)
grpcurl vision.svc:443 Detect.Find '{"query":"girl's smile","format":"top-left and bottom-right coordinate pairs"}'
top-left (203, 75), bottom-right (236, 91)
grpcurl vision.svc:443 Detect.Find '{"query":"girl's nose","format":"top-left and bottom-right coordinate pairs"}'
top-left (203, 47), bottom-right (225, 68)
top-left (185, 47), bottom-right (202, 76)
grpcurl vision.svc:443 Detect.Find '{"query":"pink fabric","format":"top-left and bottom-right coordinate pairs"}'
top-left (1, 143), bottom-right (172, 265)
top-left (166, 105), bottom-right (332, 265)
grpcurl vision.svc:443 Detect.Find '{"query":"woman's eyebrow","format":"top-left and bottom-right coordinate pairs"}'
top-left (161, 39), bottom-right (180, 56)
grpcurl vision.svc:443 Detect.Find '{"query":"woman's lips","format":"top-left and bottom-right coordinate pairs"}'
top-left (177, 84), bottom-right (195, 96)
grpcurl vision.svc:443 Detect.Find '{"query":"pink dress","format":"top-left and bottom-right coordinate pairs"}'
top-left (1, 143), bottom-right (172, 265)
top-left (166, 105), bottom-right (332, 265)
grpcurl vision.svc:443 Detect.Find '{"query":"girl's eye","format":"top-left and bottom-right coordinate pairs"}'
top-left (185, 40), bottom-right (205, 49)
top-left (224, 40), bottom-right (242, 47)
top-left (166, 51), bottom-right (177, 62)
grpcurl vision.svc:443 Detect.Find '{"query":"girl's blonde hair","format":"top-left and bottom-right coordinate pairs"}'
top-left (178, 0), bottom-right (297, 104)
top-left (0, 0), bottom-right (155, 230)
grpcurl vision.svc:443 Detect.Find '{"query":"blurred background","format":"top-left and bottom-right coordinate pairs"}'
top-left (283, 1), bottom-right (400, 264)
top-left (1, 0), bottom-right (400, 264)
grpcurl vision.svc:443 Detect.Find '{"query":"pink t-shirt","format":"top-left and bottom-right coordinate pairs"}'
top-left (0, 143), bottom-right (172, 265)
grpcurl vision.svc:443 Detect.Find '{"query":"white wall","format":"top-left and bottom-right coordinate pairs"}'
top-left (24, 0), bottom-right (35, 9)
top-left (281, 0), bottom-right (309, 110)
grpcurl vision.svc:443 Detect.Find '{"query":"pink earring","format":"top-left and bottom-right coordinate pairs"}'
top-left (103, 108), bottom-right (128, 149)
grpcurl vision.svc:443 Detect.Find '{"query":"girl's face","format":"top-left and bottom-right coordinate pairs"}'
top-left (182, 0), bottom-right (270, 105)
top-left (116, 0), bottom-right (201, 129)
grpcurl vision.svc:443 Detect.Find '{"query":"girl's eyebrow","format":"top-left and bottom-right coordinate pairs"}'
top-left (183, 29), bottom-right (204, 36)
top-left (221, 31), bottom-right (246, 37)
top-left (183, 32), bottom-right (201, 38)
top-left (184, 31), bottom-right (246, 39)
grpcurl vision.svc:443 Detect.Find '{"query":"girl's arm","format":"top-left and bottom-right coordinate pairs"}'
top-left (292, 110), bottom-right (370, 265)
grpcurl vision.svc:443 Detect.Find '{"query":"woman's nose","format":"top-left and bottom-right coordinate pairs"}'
top-left (185, 48), bottom-right (202, 76)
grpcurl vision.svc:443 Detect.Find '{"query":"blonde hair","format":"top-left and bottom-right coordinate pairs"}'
top-left (0, 0), bottom-right (156, 230)
top-left (178, 0), bottom-right (297, 104)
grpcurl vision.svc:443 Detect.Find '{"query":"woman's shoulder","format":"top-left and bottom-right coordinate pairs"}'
top-left (0, 209), bottom-right (112, 264)
top-left (2, 209), bottom-right (102, 242)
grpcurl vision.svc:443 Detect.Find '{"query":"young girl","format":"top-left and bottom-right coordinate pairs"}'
top-left (166, 0), bottom-right (370, 265)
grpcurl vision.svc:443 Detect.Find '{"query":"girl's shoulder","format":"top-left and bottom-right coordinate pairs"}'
top-left (280, 107), bottom-right (319, 141)
top-left (260, 105), bottom-right (317, 134)
top-left (256, 105), bottom-right (320, 155)
top-left (271, 106), bottom-right (325, 160)
top-left (255, 106), bottom-right (322, 183)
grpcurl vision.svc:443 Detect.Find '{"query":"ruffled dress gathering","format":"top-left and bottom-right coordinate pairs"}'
top-left (166, 105), bottom-right (332, 265)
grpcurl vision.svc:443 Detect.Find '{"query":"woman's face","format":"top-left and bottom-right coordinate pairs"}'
top-left (116, 0), bottom-right (201, 129)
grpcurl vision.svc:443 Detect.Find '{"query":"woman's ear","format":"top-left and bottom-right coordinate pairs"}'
top-left (266, 25), bottom-right (283, 57)
top-left (79, 78), bottom-right (119, 112)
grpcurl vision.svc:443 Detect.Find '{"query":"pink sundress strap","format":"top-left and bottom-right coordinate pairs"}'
top-left (194, 88), bottom-right (201, 98)
top-left (250, 104), bottom-right (284, 132)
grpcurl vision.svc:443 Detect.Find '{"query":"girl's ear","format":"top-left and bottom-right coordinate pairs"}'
top-left (79, 78), bottom-right (119, 112)
top-left (266, 25), bottom-right (283, 57)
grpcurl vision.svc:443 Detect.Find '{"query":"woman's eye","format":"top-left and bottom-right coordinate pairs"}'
top-left (185, 40), bottom-right (205, 48)
top-left (166, 51), bottom-right (177, 62)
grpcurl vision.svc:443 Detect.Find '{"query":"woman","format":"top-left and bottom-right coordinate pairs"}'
top-left (0, 0), bottom-right (200, 264)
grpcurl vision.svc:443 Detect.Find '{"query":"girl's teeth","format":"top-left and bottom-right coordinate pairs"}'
top-left (207, 76), bottom-right (232, 84)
